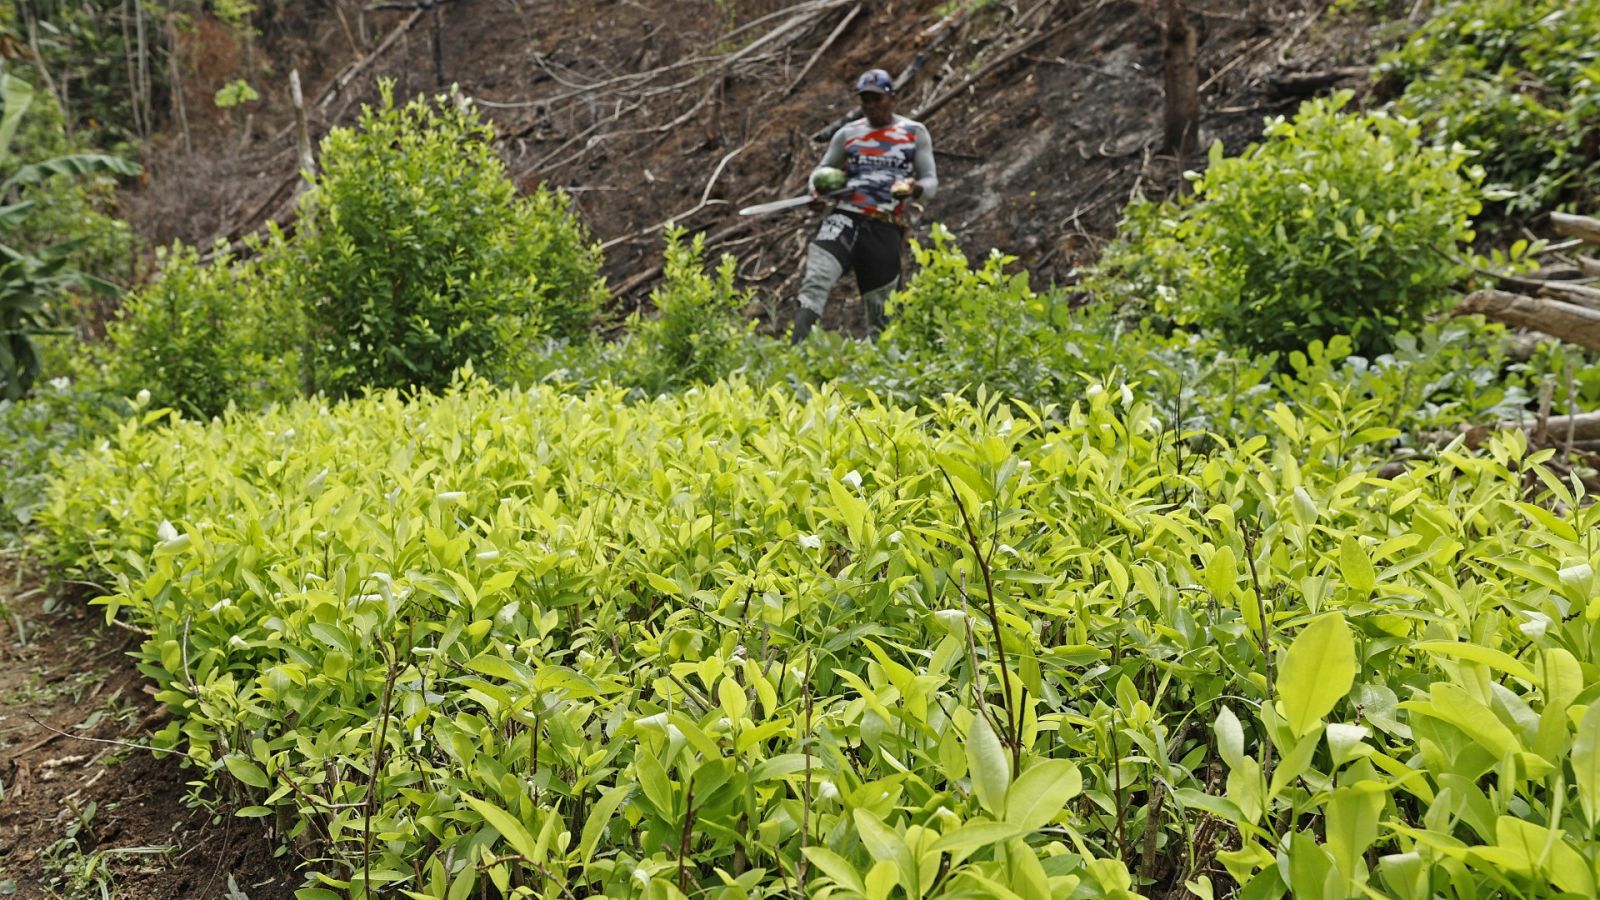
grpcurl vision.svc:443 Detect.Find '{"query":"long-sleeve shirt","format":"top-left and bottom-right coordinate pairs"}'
top-left (814, 114), bottom-right (938, 218)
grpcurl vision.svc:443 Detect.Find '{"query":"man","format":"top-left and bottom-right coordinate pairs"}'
top-left (791, 68), bottom-right (938, 342)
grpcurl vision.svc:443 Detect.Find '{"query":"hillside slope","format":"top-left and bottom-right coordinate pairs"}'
top-left (127, 0), bottom-right (1372, 332)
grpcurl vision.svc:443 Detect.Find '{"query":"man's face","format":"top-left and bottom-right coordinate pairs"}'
top-left (859, 90), bottom-right (894, 122)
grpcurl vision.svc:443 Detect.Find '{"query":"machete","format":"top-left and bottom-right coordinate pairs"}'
top-left (738, 189), bottom-right (849, 216)
top-left (738, 195), bottom-right (815, 216)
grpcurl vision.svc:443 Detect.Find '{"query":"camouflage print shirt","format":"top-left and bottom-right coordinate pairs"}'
top-left (814, 114), bottom-right (938, 218)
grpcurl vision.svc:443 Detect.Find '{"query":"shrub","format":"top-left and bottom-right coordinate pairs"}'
top-left (293, 83), bottom-right (604, 397)
top-left (883, 224), bottom-right (1069, 397)
top-left (624, 226), bottom-right (750, 393)
top-left (1383, 0), bottom-right (1600, 212)
top-left (41, 376), bottom-right (1600, 899)
top-left (0, 374), bottom-right (122, 536)
top-left (1091, 92), bottom-right (1481, 358)
top-left (101, 241), bottom-right (297, 419)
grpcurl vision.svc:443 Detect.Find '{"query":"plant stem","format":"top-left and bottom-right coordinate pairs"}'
top-left (677, 781), bottom-right (696, 895)
top-left (941, 467), bottom-right (1022, 773)
top-left (363, 642), bottom-right (400, 898)
top-left (1241, 523), bottom-right (1274, 782)
top-left (798, 647), bottom-right (813, 893)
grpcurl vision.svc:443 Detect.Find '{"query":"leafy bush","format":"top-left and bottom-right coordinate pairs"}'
top-left (100, 241), bottom-right (298, 419)
top-left (1383, 0), bottom-right (1600, 212)
top-left (42, 375), bottom-right (1600, 899)
top-left (884, 224), bottom-right (1069, 392)
top-left (294, 82), bottom-right (604, 397)
top-left (1092, 93), bottom-right (1481, 358)
top-left (623, 226), bottom-right (750, 393)
top-left (0, 374), bottom-right (123, 536)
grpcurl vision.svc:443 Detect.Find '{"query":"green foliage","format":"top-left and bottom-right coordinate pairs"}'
top-left (42, 372), bottom-right (1600, 898)
top-left (623, 226), bottom-right (750, 393)
top-left (1328, 0), bottom-right (1406, 17)
top-left (212, 78), bottom-right (258, 109)
top-left (0, 372), bottom-right (122, 535)
top-left (0, 66), bottom-right (138, 285)
top-left (1091, 93), bottom-right (1482, 358)
top-left (294, 82), bottom-right (604, 397)
top-left (101, 241), bottom-right (298, 419)
top-left (1384, 0), bottom-right (1600, 212)
top-left (882, 224), bottom-right (1069, 398)
top-left (1, 71), bottom-right (139, 399)
top-left (7, 0), bottom-right (152, 146)
top-left (6, 0), bottom-right (271, 145)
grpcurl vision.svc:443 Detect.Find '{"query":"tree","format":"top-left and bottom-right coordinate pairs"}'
top-left (1161, 0), bottom-right (1199, 160)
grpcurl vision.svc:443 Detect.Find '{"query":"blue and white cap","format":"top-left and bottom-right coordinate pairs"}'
top-left (854, 68), bottom-right (895, 94)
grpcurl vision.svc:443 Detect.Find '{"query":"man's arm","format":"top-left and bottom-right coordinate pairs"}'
top-left (813, 129), bottom-right (850, 185)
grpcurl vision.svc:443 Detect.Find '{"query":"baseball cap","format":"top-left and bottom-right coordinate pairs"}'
top-left (855, 69), bottom-right (895, 94)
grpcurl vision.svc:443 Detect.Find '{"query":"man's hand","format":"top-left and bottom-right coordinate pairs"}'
top-left (890, 178), bottom-right (919, 199)
top-left (808, 189), bottom-right (830, 212)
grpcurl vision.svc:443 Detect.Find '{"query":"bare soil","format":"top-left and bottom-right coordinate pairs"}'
top-left (0, 552), bottom-right (298, 899)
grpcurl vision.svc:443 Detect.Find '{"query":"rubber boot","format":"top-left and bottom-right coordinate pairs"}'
top-left (791, 308), bottom-right (821, 344)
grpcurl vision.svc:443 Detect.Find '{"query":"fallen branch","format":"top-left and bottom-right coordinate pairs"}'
top-left (785, 2), bottom-right (863, 97)
top-left (1479, 268), bottom-right (1600, 310)
top-left (1552, 212), bottom-right (1600, 246)
top-left (1538, 280), bottom-right (1600, 310)
top-left (610, 219), bottom-right (758, 302)
top-left (314, 9), bottom-right (426, 114)
top-left (810, 0), bottom-right (979, 141)
top-left (1265, 66), bottom-right (1366, 98)
top-left (1200, 35), bottom-right (1273, 95)
top-left (1453, 289), bottom-right (1600, 352)
top-left (911, 2), bottom-right (1096, 124)
top-left (599, 142), bottom-right (748, 251)
top-left (1443, 412), bottom-right (1600, 449)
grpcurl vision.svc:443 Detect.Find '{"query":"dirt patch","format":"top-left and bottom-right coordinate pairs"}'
top-left (0, 550), bottom-right (298, 899)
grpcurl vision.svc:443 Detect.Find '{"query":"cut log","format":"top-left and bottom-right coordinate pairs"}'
top-left (1425, 412), bottom-right (1600, 448)
top-left (1538, 280), bottom-right (1600, 310)
top-left (1551, 212), bottom-right (1600, 245)
top-left (1453, 289), bottom-right (1600, 352)
top-left (1267, 67), bottom-right (1368, 98)
top-left (1463, 412), bottom-right (1600, 448)
top-left (1577, 256), bottom-right (1600, 278)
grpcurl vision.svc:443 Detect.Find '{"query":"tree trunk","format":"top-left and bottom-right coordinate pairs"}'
top-left (290, 69), bottom-right (315, 182)
top-left (1454, 289), bottom-right (1600, 352)
top-left (431, 4), bottom-right (445, 88)
top-left (1161, 0), bottom-right (1199, 159)
top-left (166, 14), bottom-right (192, 155)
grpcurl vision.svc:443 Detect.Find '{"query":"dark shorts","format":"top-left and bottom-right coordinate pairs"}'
top-left (811, 210), bottom-right (904, 294)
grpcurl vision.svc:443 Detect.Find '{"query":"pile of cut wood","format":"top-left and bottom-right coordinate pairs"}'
top-left (1447, 212), bottom-right (1600, 453)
